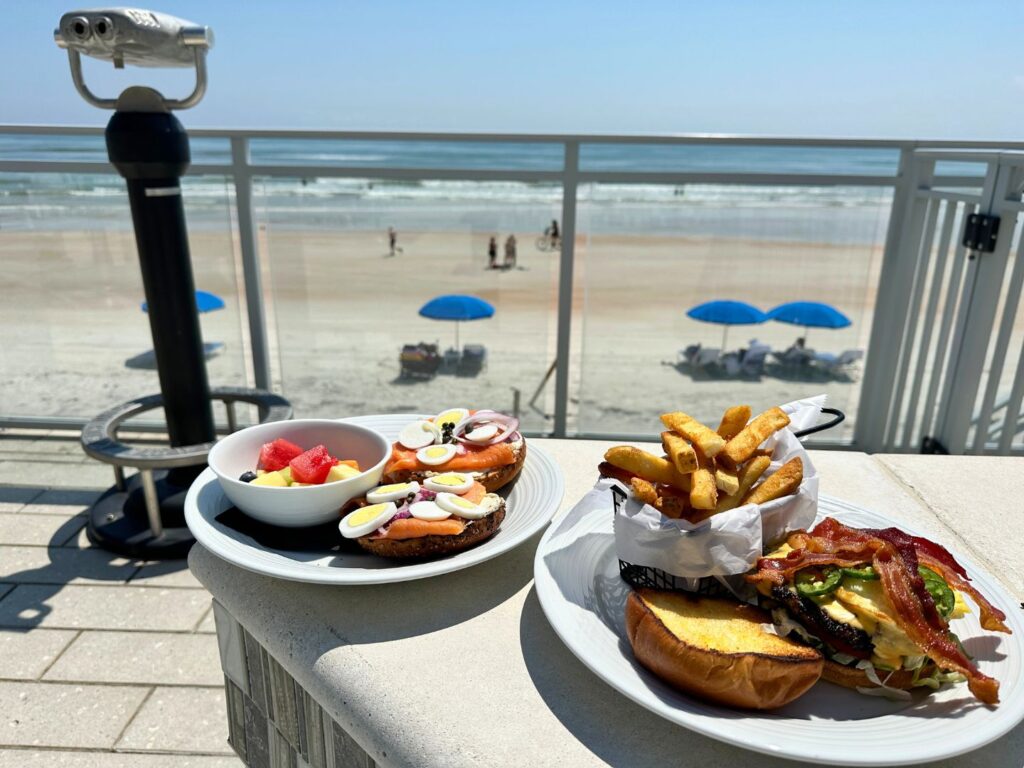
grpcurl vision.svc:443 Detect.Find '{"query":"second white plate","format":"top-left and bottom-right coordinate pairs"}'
top-left (533, 493), bottom-right (1024, 765)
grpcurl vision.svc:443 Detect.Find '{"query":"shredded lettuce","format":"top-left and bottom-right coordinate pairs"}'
top-left (855, 660), bottom-right (912, 701)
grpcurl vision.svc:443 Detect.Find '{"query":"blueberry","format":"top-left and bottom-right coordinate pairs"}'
top-left (239, 471), bottom-right (258, 483)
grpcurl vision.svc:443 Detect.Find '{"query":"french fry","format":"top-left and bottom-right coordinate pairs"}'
top-left (716, 405), bottom-right (751, 440)
top-left (630, 477), bottom-right (660, 508)
top-left (604, 446), bottom-right (691, 493)
top-left (688, 444), bottom-right (718, 510)
top-left (714, 455), bottom-right (771, 513)
top-left (719, 407), bottom-right (790, 468)
top-left (656, 486), bottom-right (690, 520)
top-left (690, 469), bottom-right (718, 510)
top-left (660, 431), bottom-right (698, 474)
top-left (660, 412), bottom-right (726, 458)
top-left (742, 457), bottom-right (803, 506)
top-left (714, 465), bottom-right (740, 496)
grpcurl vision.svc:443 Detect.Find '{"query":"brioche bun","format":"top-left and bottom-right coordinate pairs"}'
top-left (384, 437), bottom-right (526, 493)
top-left (626, 589), bottom-right (823, 710)
top-left (821, 658), bottom-right (934, 692)
top-left (355, 500), bottom-right (505, 559)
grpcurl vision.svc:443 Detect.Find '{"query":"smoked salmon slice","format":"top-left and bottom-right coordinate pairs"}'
top-left (374, 517), bottom-right (466, 540)
top-left (385, 442), bottom-right (515, 476)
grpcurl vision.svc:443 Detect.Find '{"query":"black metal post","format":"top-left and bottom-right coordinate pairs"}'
top-left (106, 110), bottom-right (216, 459)
top-left (85, 108), bottom-right (215, 558)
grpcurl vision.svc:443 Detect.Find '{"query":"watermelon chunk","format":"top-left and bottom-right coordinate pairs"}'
top-left (289, 444), bottom-right (335, 484)
top-left (257, 438), bottom-right (304, 472)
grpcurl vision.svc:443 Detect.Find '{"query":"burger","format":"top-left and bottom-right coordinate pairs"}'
top-left (338, 408), bottom-right (524, 558)
top-left (746, 517), bottom-right (1010, 704)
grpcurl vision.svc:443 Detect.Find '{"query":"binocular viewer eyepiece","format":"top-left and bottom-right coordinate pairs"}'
top-left (55, 8), bottom-right (214, 110)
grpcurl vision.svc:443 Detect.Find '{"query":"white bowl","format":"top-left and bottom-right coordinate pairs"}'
top-left (207, 419), bottom-right (391, 527)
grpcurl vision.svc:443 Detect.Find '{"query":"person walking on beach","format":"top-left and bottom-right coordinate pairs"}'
top-left (487, 236), bottom-right (498, 269)
top-left (504, 234), bottom-right (517, 269)
top-left (388, 226), bottom-right (403, 257)
top-left (546, 219), bottom-right (560, 247)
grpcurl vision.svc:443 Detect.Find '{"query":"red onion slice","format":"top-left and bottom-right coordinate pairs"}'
top-left (453, 411), bottom-right (519, 446)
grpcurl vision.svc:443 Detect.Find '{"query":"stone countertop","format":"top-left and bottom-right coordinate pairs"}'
top-left (189, 442), bottom-right (1024, 768)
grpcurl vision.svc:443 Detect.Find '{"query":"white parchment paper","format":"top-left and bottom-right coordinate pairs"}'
top-left (612, 395), bottom-right (825, 582)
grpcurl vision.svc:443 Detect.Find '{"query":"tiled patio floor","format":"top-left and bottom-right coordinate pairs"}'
top-left (0, 430), bottom-right (240, 767)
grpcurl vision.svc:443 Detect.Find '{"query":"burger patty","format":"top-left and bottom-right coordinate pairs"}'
top-left (771, 584), bottom-right (874, 659)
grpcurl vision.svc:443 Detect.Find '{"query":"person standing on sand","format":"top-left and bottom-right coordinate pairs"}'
top-left (504, 234), bottom-right (517, 269)
top-left (388, 226), bottom-right (402, 257)
top-left (488, 236), bottom-right (498, 269)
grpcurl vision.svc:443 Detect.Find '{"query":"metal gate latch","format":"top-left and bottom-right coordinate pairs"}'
top-left (962, 213), bottom-right (1000, 253)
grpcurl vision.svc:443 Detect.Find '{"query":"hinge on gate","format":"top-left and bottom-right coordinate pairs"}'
top-left (962, 213), bottom-right (1000, 253)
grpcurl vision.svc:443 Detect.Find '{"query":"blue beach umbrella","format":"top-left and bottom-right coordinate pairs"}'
top-left (767, 301), bottom-right (851, 328)
top-left (768, 301), bottom-right (851, 343)
top-left (686, 300), bottom-right (767, 349)
top-left (419, 294), bottom-right (495, 349)
top-left (142, 289), bottom-right (225, 314)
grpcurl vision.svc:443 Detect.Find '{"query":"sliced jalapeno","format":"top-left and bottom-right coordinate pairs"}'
top-left (919, 566), bottom-right (955, 618)
top-left (841, 564), bottom-right (878, 581)
top-left (795, 566), bottom-right (842, 598)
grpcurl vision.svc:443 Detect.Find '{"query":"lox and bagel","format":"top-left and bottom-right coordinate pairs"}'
top-left (339, 408), bottom-right (525, 559)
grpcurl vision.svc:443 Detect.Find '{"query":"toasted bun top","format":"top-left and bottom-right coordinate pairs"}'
top-left (635, 589), bottom-right (822, 660)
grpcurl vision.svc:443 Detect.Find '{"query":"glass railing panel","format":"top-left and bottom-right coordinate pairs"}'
top-left (249, 139), bottom-right (564, 172)
top-left (0, 171), bottom-right (248, 424)
top-left (580, 143), bottom-right (900, 177)
top-left (255, 175), bottom-right (562, 433)
top-left (573, 182), bottom-right (893, 443)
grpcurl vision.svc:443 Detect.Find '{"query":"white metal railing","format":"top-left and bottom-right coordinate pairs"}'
top-left (5, 125), bottom-right (1024, 447)
top-left (856, 149), bottom-right (1024, 455)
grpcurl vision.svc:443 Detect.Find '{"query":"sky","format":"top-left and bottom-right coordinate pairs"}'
top-left (8, 1), bottom-right (1024, 139)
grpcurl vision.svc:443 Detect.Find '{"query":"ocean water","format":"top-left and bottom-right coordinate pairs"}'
top-left (0, 134), bottom-right (898, 242)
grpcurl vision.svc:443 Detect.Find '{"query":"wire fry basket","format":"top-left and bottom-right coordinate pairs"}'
top-left (613, 407), bottom-right (844, 596)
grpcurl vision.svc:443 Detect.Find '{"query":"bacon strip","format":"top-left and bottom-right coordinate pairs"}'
top-left (748, 518), bottom-right (1008, 705)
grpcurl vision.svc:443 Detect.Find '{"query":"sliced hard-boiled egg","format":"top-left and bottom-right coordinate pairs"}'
top-left (423, 473), bottom-right (474, 494)
top-left (409, 500), bottom-right (451, 521)
top-left (398, 420), bottom-right (440, 450)
top-left (434, 407), bottom-right (469, 430)
top-left (465, 423), bottom-right (499, 443)
top-left (339, 502), bottom-right (397, 539)
top-left (366, 481), bottom-right (420, 504)
top-left (416, 443), bottom-right (457, 466)
top-left (435, 492), bottom-right (490, 520)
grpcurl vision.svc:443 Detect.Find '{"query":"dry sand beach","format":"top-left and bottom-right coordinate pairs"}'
top-left (2, 224), bottom-right (885, 442)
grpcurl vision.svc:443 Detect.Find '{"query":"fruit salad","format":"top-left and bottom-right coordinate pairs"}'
top-left (239, 438), bottom-right (362, 487)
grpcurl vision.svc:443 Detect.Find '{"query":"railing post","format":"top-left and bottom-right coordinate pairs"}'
top-left (855, 146), bottom-right (924, 452)
top-left (552, 140), bottom-right (579, 438)
top-left (230, 136), bottom-right (272, 391)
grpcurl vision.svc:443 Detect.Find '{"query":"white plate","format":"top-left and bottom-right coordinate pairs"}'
top-left (185, 413), bottom-right (563, 584)
top-left (534, 494), bottom-right (1024, 766)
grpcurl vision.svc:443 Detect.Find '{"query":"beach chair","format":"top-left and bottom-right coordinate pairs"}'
top-left (740, 343), bottom-right (770, 376)
top-left (458, 344), bottom-right (487, 376)
top-left (678, 343), bottom-right (701, 366)
top-left (694, 347), bottom-right (721, 370)
top-left (399, 342), bottom-right (441, 378)
top-left (721, 351), bottom-right (742, 376)
top-left (816, 349), bottom-right (863, 376)
top-left (443, 347), bottom-right (461, 371)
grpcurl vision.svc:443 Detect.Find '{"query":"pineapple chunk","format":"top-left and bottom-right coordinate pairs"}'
top-left (326, 463), bottom-right (361, 483)
top-left (251, 470), bottom-right (288, 487)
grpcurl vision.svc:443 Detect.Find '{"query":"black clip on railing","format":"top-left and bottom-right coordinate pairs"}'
top-left (792, 406), bottom-right (845, 439)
